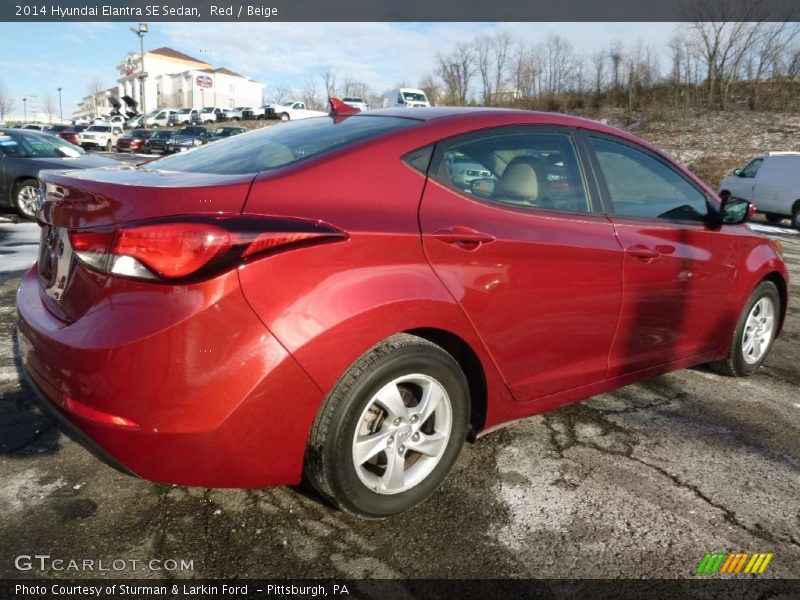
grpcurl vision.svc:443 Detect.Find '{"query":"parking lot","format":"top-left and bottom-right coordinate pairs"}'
top-left (0, 153), bottom-right (798, 578)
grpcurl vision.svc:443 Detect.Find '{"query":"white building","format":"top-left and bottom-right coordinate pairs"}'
top-left (116, 47), bottom-right (264, 113)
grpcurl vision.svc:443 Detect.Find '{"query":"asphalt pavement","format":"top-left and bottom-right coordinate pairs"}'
top-left (0, 176), bottom-right (798, 579)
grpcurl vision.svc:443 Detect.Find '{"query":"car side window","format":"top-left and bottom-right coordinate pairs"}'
top-left (436, 131), bottom-right (590, 214)
top-left (740, 158), bottom-right (763, 178)
top-left (589, 137), bottom-right (708, 222)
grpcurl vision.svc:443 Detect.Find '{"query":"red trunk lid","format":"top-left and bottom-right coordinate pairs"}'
top-left (35, 165), bottom-right (256, 323)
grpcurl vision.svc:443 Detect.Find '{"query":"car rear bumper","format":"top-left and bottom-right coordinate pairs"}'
top-left (16, 265), bottom-right (324, 487)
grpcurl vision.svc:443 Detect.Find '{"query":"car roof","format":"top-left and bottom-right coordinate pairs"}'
top-left (353, 107), bottom-right (653, 148)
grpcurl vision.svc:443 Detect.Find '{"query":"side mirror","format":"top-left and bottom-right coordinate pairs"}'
top-left (733, 168), bottom-right (743, 176)
top-left (720, 196), bottom-right (753, 225)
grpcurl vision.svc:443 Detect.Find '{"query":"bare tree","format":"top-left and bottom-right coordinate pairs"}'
top-left (341, 77), bottom-right (371, 99)
top-left (435, 43), bottom-right (475, 105)
top-left (748, 22), bottom-right (800, 108)
top-left (301, 80), bottom-right (322, 110)
top-left (591, 50), bottom-right (607, 97)
top-left (88, 78), bottom-right (104, 117)
top-left (418, 75), bottom-right (439, 106)
top-left (319, 66), bottom-right (337, 99)
top-left (42, 94), bottom-right (56, 123)
top-left (609, 41), bottom-right (624, 92)
top-left (0, 80), bottom-right (15, 120)
top-left (272, 86), bottom-right (293, 104)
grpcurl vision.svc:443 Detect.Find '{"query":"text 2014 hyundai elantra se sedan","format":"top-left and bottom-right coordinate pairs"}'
top-left (17, 107), bottom-right (788, 517)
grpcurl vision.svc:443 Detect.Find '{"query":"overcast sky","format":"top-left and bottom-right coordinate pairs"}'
top-left (0, 22), bottom-right (680, 118)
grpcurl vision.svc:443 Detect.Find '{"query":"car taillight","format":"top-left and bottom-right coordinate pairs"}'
top-left (68, 216), bottom-right (346, 282)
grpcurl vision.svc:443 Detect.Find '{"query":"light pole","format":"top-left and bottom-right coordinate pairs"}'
top-left (130, 23), bottom-right (148, 116)
top-left (22, 97), bottom-right (27, 122)
top-left (57, 87), bottom-right (63, 123)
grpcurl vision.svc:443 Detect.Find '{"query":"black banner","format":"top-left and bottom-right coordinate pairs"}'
top-left (1, 0), bottom-right (800, 22)
top-left (3, 579), bottom-right (800, 600)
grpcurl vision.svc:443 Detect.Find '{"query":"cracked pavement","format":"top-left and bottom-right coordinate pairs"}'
top-left (0, 212), bottom-right (798, 579)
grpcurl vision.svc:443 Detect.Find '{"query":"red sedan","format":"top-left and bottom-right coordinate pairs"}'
top-left (57, 125), bottom-right (88, 146)
top-left (116, 129), bottom-right (153, 153)
top-left (17, 107), bottom-right (788, 517)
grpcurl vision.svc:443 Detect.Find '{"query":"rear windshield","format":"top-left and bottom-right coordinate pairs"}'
top-left (153, 115), bottom-right (417, 175)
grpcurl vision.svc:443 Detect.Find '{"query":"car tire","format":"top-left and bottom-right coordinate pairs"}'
top-left (305, 333), bottom-right (469, 518)
top-left (764, 213), bottom-right (783, 224)
top-left (11, 178), bottom-right (41, 220)
top-left (279, 113), bottom-right (290, 121)
top-left (792, 206), bottom-right (800, 231)
top-left (105, 140), bottom-right (112, 151)
top-left (709, 281), bottom-right (780, 377)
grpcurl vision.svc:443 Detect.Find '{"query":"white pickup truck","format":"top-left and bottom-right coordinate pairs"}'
top-left (264, 101), bottom-right (327, 121)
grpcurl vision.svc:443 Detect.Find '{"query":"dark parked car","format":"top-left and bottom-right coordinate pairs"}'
top-left (209, 126), bottom-right (247, 142)
top-left (164, 126), bottom-right (212, 153)
top-left (17, 107), bottom-right (788, 518)
top-left (142, 130), bottom-right (174, 154)
top-left (116, 129), bottom-right (153, 153)
top-left (45, 125), bottom-right (72, 135)
top-left (0, 128), bottom-right (115, 218)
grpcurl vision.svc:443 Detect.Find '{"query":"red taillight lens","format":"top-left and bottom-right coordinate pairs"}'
top-left (69, 216), bottom-right (346, 282)
top-left (115, 223), bottom-right (231, 278)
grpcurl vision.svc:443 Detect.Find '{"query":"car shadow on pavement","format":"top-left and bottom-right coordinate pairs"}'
top-left (0, 335), bottom-right (61, 458)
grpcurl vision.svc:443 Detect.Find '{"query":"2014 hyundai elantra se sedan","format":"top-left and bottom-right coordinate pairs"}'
top-left (16, 106), bottom-right (788, 517)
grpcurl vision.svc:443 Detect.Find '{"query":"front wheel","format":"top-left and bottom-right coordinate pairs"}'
top-left (709, 281), bottom-right (780, 376)
top-left (12, 178), bottom-right (41, 220)
top-left (305, 334), bottom-right (469, 517)
top-left (105, 140), bottom-right (112, 151)
top-left (792, 207), bottom-right (800, 231)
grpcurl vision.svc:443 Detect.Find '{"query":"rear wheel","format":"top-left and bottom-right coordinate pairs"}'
top-left (12, 178), bottom-right (41, 220)
top-left (279, 113), bottom-right (290, 121)
top-left (305, 334), bottom-right (469, 517)
top-left (709, 281), bottom-right (780, 376)
top-left (792, 206), bottom-right (800, 230)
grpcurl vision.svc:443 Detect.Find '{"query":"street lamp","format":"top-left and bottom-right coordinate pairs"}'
top-left (57, 87), bottom-right (63, 123)
top-left (22, 97), bottom-right (27, 122)
top-left (130, 22), bottom-right (148, 116)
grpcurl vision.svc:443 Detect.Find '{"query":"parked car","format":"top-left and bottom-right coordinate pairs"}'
top-left (0, 127), bottom-right (115, 218)
top-left (383, 87), bottom-right (431, 108)
top-left (142, 129), bottom-right (174, 154)
top-left (224, 107), bottom-right (253, 121)
top-left (17, 108), bottom-right (788, 518)
top-left (263, 101), bottom-right (327, 121)
top-left (21, 123), bottom-right (47, 131)
top-left (145, 109), bottom-right (179, 128)
top-left (78, 124), bottom-right (123, 150)
top-left (342, 97), bottom-right (369, 111)
top-left (116, 129), bottom-right (153, 153)
top-left (193, 107), bottom-right (228, 124)
top-left (209, 126), bottom-right (247, 142)
top-left (243, 101), bottom-right (280, 120)
top-left (164, 126), bottom-right (212, 153)
top-left (93, 115), bottom-right (127, 129)
top-left (719, 152), bottom-right (800, 229)
top-left (58, 125), bottom-right (89, 146)
top-left (169, 108), bottom-right (199, 126)
top-left (45, 125), bottom-right (72, 135)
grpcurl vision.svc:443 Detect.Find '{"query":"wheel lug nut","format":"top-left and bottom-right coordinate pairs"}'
top-left (410, 415), bottom-right (418, 423)
top-left (412, 433), bottom-right (419, 441)
top-left (387, 436), bottom-right (394, 445)
top-left (399, 446), bottom-right (405, 453)
top-left (393, 418), bottom-right (402, 426)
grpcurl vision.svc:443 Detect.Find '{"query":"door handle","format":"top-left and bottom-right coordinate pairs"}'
top-left (627, 245), bottom-right (660, 260)
top-left (433, 227), bottom-right (496, 248)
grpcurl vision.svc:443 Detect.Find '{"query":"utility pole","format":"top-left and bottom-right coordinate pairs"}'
top-left (57, 87), bottom-right (63, 123)
top-left (130, 23), bottom-right (149, 115)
